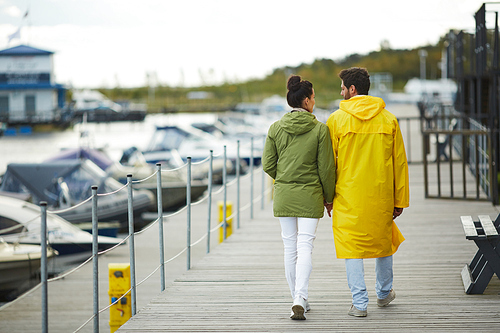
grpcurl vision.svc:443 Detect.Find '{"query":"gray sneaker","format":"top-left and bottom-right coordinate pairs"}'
top-left (377, 289), bottom-right (396, 307)
top-left (348, 304), bottom-right (367, 317)
top-left (290, 297), bottom-right (306, 320)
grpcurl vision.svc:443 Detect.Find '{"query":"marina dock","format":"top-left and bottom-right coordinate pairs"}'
top-left (117, 162), bottom-right (500, 332)
top-left (1, 104), bottom-right (500, 332)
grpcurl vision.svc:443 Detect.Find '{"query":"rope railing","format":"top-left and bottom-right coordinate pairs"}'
top-left (1, 137), bottom-right (270, 333)
top-left (160, 164), bottom-right (185, 172)
top-left (191, 155), bottom-right (211, 165)
top-left (131, 170), bottom-right (158, 184)
top-left (47, 196), bottom-right (93, 214)
top-left (96, 183), bottom-right (128, 197)
top-left (0, 231), bottom-right (135, 313)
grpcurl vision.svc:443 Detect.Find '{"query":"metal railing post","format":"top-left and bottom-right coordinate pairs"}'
top-left (449, 135), bottom-right (454, 198)
top-left (40, 202), bottom-right (48, 333)
top-left (127, 174), bottom-right (137, 316)
top-left (250, 137), bottom-right (254, 219)
top-left (236, 141), bottom-right (240, 229)
top-left (462, 134), bottom-right (467, 199)
top-left (261, 137), bottom-right (265, 210)
top-left (207, 151), bottom-right (213, 253)
top-left (475, 135), bottom-right (480, 199)
top-left (156, 164), bottom-right (165, 291)
top-left (223, 146), bottom-right (227, 240)
top-left (91, 185), bottom-right (99, 332)
top-left (423, 132), bottom-right (429, 198)
top-left (406, 118), bottom-right (412, 164)
top-left (187, 157), bottom-right (192, 270)
top-left (487, 133), bottom-right (494, 202)
top-left (435, 133), bottom-right (441, 197)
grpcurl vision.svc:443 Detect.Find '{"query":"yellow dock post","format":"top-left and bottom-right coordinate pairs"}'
top-left (109, 263), bottom-right (132, 333)
top-left (218, 201), bottom-right (233, 243)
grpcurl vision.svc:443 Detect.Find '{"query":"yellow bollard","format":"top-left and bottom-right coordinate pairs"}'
top-left (109, 263), bottom-right (132, 333)
top-left (218, 201), bottom-right (233, 243)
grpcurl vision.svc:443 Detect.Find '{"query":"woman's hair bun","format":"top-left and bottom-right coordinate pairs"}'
top-left (286, 74), bottom-right (313, 109)
top-left (287, 75), bottom-right (301, 92)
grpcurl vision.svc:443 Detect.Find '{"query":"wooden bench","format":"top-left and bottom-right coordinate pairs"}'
top-left (460, 214), bottom-right (500, 294)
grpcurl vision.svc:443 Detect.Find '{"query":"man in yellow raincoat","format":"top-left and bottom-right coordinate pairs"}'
top-left (326, 67), bottom-right (409, 317)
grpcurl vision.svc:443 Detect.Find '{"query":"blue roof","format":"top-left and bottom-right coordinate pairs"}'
top-left (0, 44), bottom-right (53, 56)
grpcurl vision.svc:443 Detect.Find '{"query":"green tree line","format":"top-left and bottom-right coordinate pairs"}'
top-left (98, 36), bottom-right (446, 112)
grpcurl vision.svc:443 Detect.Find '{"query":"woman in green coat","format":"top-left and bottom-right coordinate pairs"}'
top-left (262, 75), bottom-right (336, 320)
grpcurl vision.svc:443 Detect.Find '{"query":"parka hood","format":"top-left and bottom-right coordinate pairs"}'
top-left (278, 109), bottom-right (318, 135)
top-left (339, 95), bottom-right (386, 120)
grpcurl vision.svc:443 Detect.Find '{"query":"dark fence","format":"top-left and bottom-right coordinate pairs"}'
top-left (417, 99), bottom-right (495, 203)
top-left (441, 2), bottom-right (500, 204)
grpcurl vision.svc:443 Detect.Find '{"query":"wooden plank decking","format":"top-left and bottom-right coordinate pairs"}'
top-left (118, 163), bottom-right (500, 332)
top-left (1, 103), bottom-right (499, 332)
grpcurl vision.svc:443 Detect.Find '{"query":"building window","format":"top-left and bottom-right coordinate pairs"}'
top-left (25, 95), bottom-right (35, 117)
top-left (0, 96), bottom-right (8, 120)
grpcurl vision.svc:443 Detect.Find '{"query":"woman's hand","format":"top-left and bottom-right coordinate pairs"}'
top-left (324, 200), bottom-right (333, 217)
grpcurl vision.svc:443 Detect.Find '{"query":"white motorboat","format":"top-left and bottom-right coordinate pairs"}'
top-left (191, 114), bottom-right (267, 166)
top-left (0, 238), bottom-right (56, 300)
top-left (141, 125), bottom-right (251, 175)
top-left (45, 147), bottom-right (208, 212)
top-left (0, 195), bottom-right (122, 275)
top-left (117, 147), bottom-right (208, 210)
top-left (71, 89), bottom-right (146, 122)
top-left (0, 159), bottom-right (155, 231)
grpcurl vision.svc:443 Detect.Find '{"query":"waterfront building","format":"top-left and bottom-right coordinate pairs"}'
top-left (0, 44), bottom-right (68, 126)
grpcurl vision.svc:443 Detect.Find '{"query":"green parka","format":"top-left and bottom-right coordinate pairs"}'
top-left (262, 109), bottom-right (336, 218)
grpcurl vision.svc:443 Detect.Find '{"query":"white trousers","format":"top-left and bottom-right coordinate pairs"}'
top-left (279, 217), bottom-right (319, 300)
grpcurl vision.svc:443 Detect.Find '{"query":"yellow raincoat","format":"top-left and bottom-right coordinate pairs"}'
top-left (326, 95), bottom-right (409, 259)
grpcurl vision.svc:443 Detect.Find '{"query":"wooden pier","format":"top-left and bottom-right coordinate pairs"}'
top-left (1, 103), bottom-right (500, 332)
top-left (114, 163), bottom-right (500, 332)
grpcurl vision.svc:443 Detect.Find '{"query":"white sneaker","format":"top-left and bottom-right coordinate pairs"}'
top-left (305, 300), bottom-right (310, 312)
top-left (290, 297), bottom-right (307, 320)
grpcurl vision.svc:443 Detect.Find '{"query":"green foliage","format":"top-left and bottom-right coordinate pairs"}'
top-left (97, 37), bottom-right (445, 112)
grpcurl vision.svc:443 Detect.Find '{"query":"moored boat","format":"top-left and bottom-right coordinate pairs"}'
top-left (141, 125), bottom-right (242, 177)
top-left (45, 147), bottom-right (208, 212)
top-left (0, 238), bottom-right (56, 301)
top-left (71, 90), bottom-right (146, 123)
top-left (0, 160), bottom-right (155, 231)
top-left (0, 195), bottom-right (122, 275)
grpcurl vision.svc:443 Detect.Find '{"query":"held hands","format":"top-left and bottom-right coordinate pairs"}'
top-left (324, 200), bottom-right (333, 217)
top-left (323, 201), bottom-right (403, 219)
top-left (393, 207), bottom-right (404, 219)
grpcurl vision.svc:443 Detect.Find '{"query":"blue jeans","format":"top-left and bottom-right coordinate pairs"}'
top-left (345, 256), bottom-right (393, 311)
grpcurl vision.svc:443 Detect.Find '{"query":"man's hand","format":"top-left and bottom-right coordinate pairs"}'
top-left (393, 207), bottom-right (403, 219)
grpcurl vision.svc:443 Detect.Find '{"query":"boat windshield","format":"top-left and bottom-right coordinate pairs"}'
top-left (44, 167), bottom-right (96, 206)
top-left (0, 216), bottom-right (23, 235)
top-left (146, 128), bottom-right (187, 151)
top-left (0, 175), bottom-right (31, 196)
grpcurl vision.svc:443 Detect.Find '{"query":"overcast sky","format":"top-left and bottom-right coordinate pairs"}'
top-left (0, 0), bottom-right (494, 88)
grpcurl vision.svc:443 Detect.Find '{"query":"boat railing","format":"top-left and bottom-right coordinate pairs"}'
top-left (3, 136), bottom-right (271, 333)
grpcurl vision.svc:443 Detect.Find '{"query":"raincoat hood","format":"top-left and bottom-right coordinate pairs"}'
top-left (278, 109), bottom-right (317, 135)
top-left (339, 95), bottom-right (385, 120)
